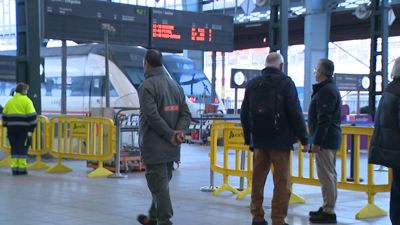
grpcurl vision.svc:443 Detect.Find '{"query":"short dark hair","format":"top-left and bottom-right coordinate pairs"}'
top-left (13, 83), bottom-right (29, 96)
top-left (145, 49), bottom-right (163, 68)
top-left (319, 58), bottom-right (334, 77)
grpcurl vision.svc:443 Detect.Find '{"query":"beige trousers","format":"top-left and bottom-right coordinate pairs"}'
top-left (315, 149), bottom-right (338, 214)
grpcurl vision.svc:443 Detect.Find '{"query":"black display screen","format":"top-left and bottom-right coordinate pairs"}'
top-left (150, 8), bottom-right (234, 52)
top-left (44, 0), bottom-right (150, 46)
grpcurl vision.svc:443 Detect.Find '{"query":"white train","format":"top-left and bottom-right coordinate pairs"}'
top-left (0, 44), bottom-right (224, 117)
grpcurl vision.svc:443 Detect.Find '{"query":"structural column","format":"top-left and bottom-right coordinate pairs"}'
top-left (16, 0), bottom-right (42, 114)
top-left (303, 0), bottom-right (330, 111)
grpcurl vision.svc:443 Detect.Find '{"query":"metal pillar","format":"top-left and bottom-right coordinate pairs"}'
top-left (303, 0), bottom-right (330, 111)
top-left (61, 40), bottom-right (67, 115)
top-left (101, 23), bottom-right (115, 108)
top-left (211, 51), bottom-right (217, 103)
top-left (16, 0), bottom-right (42, 114)
top-left (369, 0), bottom-right (389, 116)
top-left (269, 0), bottom-right (288, 74)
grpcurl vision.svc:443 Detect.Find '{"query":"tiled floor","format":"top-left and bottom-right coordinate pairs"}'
top-left (0, 145), bottom-right (392, 225)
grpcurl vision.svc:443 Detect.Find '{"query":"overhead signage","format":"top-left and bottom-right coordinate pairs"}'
top-left (44, 0), bottom-right (150, 46)
top-left (150, 9), bottom-right (234, 51)
top-left (335, 73), bottom-right (369, 91)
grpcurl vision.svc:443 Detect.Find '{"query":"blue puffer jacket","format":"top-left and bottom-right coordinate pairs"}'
top-left (369, 78), bottom-right (400, 169)
top-left (307, 77), bottom-right (342, 149)
top-left (240, 67), bottom-right (309, 150)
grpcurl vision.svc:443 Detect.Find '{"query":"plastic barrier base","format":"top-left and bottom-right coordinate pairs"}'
top-left (289, 192), bottom-right (306, 204)
top-left (88, 167), bottom-right (113, 178)
top-left (212, 183), bottom-right (239, 196)
top-left (0, 158), bottom-right (11, 166)
top-left (27, 161), bottom-right (51, 170)
top-left (355, 203), bottom-right (387, 219)
top-left (45, 164), bottom-right (73, 173)
top-left (236, 187), bottom-right (251, 199)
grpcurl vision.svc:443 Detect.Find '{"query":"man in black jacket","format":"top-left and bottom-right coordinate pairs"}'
top-left (241, 52), bottom-right (310, 225)
top-left (369, 57), bottom-right (400, 225)
top-left (306, 58), bottom-right (342, 224)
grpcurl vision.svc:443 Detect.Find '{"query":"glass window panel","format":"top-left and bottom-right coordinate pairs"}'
top-left (0, 4), bottom-right (3, 26)
top-left (9, 0), bottom-right (15, 25)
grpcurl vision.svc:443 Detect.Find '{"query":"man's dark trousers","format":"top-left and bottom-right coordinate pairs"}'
top-left (391, 167), bottom-right (400, 225)
top-left (145, 161), bottom-right (174, 225)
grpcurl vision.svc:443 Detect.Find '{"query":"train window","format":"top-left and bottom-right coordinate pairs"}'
top-left (41, 76), bottom-right (117, 97)
top-left (164, 60), bottom-right (201, 70)
top-left (171, 72), bottom-right (212, 97)
top-left (122, 66), bottom-right (145, 89)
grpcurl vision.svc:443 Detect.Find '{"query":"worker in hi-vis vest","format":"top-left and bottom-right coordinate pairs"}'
top-left (2, 83), bottom-right (37, 175)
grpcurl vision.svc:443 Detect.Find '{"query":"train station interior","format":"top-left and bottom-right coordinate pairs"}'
top-left (0, 0), bottom-right (399, 224)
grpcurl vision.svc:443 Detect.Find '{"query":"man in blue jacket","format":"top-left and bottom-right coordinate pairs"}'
top-left (369, 56), bottom-right (400, 225)
top-left (241, 52), bottom-right (310, 225)
top-left (306, 58), bottom-right (342, 223)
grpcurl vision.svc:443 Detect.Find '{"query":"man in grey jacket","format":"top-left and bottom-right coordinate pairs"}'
top-left (137, 49), bottom-right (191, 225)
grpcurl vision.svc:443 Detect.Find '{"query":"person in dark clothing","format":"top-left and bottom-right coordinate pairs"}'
top-left (369, 57), bottom-right (400, 225)
top-left (136, 50), bottom-right (192, 225)
top-left (241, 52), bottom-right (310, 225)
top-left (306, 59), bottom-right (342, 224)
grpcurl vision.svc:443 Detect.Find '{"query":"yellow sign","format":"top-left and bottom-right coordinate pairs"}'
top-left (226, 130), bottom-right (245, 146)
top-left (71, 122), bottom-right (87, 138)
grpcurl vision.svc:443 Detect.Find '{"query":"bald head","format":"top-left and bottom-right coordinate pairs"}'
top-left (395, 57), bottom-right (400, 66)
top-left (265, 52), bottom-right (284, 70)
top-left (392, 57), bottom-right (400, 79)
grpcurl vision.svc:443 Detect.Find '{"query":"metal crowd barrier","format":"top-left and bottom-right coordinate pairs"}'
top-left (0, 116), bottom-right (50, 169)
top-left (45, 116), bottom-right (116, 178)
top-left (291, 125), bottom-right (391, 219)
top-left (209, 122), bottom-right (253, 199)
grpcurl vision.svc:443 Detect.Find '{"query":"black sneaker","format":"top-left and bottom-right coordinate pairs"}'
top-left (252, 219), bottom-right (267, 225)
top-left (309, 212), bottom-right (337, 223)
top-left (309, 207), bottom-right (323, 217)
top-left (137, 214), bottom-right (157, 225)
top-left (18, 171), bottom-right (28, 175)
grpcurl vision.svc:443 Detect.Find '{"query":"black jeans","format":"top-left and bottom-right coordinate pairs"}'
top-left (391, 168), bottom-right (400, 225)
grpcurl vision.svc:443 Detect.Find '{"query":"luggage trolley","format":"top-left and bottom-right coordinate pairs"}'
top-left (87, 107), bottom-right (145, 172)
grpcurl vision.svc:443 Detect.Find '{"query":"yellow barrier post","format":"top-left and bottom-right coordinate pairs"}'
top-left (211, 122), bottom-right (253, 197)
top-left (28, 116), bottom-right (51, 170)
top-left (355, 134), bottom-right (388, 219)
top-left (0, 122), bottom-right (11, 166)
top-left (289, 148), bottom-right (306, 204)
top-left (45, 116), bottom-right (116, 177)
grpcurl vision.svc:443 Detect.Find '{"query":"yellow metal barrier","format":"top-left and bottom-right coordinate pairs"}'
top-left (0, 116), bottom-right (50, 168)
top-left (210, 122), bottom-right (253, 199)
top-left (46, 116), bottom-right (116, 178)
top-left (291, 126), bottom-right (391, 219)
top-left (28, 116), bottom-right (51, 170)
top-left (0, 120), bottom-right (11, 166)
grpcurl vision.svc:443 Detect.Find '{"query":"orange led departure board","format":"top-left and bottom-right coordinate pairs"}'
top-left (150, 9), bottom-right (234, 51)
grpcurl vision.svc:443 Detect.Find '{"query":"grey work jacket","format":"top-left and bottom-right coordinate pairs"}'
top-left (138, 66), bottom-right (191, 165)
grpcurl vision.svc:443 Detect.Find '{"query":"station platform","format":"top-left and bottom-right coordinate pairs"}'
top-left (0, 144), bottom-right (391, 225)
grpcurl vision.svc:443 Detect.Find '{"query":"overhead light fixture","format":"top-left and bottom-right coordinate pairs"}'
top-left (245, 23), bottom-right (262, 28)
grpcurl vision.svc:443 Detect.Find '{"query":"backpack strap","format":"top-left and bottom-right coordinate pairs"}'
top-left (255, 75), bottom-right (267, 86)
top-left (272, 75), bottom-right (288, 85)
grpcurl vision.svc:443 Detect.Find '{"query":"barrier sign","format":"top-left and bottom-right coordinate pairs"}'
top-left (226, 130), bottom-right (245, 145)
top-left (71, 122), bottom-right (88, 138)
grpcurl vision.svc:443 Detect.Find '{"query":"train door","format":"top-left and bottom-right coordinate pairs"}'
top-left (83, 67), bottom-right (104, 114)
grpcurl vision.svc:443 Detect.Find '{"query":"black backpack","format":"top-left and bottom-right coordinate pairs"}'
top-left (249, 75), bottom-right (287, 138)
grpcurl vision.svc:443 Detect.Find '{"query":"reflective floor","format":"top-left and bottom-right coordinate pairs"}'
top-left (0, 145), bottom-right (391, 225)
